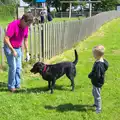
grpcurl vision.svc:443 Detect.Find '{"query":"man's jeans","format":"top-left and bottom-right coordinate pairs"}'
top-left (4, 44), bottom-right (22, 89)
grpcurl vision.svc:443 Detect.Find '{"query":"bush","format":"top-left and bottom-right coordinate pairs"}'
top-left (51, 10), bottom-right (56, 18)
top-left (0, 5), bottom-right (16, 19)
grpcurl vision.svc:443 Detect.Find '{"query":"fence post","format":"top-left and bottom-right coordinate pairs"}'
top-left (41, 24), bottom-right (44, 62)
top-left (38, 24), bottom-right (42, 61)
top-left (29, 25), bottom-right (33, 59)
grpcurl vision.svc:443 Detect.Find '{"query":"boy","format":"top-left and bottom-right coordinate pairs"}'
top-left (88, 45), bottom-right (109, 113)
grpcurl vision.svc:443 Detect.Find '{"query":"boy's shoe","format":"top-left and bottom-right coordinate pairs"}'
top-left (96, 109), bottom-right (101, 114)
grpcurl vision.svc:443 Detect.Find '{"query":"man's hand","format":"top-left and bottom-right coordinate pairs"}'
top-left (4, 36), bottom-right (17, 57)
top-left (25, 52), bottom-right (30, 62)
top-left (12, 49), bottom-right (17, 57)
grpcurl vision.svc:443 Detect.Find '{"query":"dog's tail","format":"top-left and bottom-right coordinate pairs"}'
top-left (73, 49), bottom-right (78, 65)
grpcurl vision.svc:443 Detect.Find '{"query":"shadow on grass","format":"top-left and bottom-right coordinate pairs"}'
top-left (0, 82), bottom-right (8, 92)
top-left (0, 82), bottom-right (7, 87)
top-left (0, 84), bottom-right (70, 93)
top-left (45, 103), bottom-right (94, 112)
top-left (18, 85), bottom-right (71, 93)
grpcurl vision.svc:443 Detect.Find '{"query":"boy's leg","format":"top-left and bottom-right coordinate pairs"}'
top-left (92, 86), bottom-right (97, 106)
top-left (93, 86), bottom-right (101, 113)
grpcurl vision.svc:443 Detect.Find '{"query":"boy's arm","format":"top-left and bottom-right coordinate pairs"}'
top-left (96, 64), bottom-right (101, 80)
top-left (88, 63), bottom-right (96, 79)
top-left (94, 63), bottom-right (101, 79)
top-left (88, 63), bottom-right (101, 79)
top-left (88, 72), bottom-right (93, 78)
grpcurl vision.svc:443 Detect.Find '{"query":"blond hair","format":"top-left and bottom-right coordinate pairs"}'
top-left (92, 45), bottom-right (105, 57)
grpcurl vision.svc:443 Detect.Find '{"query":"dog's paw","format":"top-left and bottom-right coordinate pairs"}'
top-left (71, 89), bottom-right (74, 91)
top-left (50, 91), bottom-right (54, 94)
top-left (47, 88), bottom-right (51, 91)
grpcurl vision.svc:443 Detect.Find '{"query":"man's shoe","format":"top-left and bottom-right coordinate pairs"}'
top-left (15, 85), bottom-right (21, 89)
top-left (9, 88), bottom-right (16, 92)
top-left (15, 86), bottom-right (21, 89)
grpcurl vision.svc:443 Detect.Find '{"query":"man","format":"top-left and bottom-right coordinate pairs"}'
top-left (4, 13), bottom-right (33, 92)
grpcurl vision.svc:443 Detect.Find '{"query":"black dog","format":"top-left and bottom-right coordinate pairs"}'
top-left (30, 49), bottom-right (78, 94)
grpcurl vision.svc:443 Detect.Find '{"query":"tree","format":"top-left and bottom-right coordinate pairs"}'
top-left (46, 0), bottom-right (61, 12)
top-left (92, 0), bottom-right (120, 11)
top-left (61, 0), bottom-right (79, 12)
top-left (23, 0), bottom-right (120, 12)
top-left (23, 0), bottom-right (32, 3)
top-left (0, 0), bottom-right (19, 4)
top-left (46, 0), bottom-right (79, 12)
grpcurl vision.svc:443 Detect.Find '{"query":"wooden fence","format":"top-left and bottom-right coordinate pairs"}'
top-left (0, 11), bottom-right (120, 67)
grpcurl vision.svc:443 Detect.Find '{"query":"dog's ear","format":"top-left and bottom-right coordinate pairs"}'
top-left (36, 62), bottom-right (44, 72)
top-left (35, 61), bottom-right (41, 66)
top-left (37, 62), bottom-right (44, 66)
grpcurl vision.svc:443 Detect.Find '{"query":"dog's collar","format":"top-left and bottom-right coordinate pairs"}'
top-left (43, 64), bottom-right (47, 73)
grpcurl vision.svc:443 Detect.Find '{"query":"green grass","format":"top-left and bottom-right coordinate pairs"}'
top-left (52, 17), bottom-right (84, 22)
top-left (0, 18), bottom-right (120, 120)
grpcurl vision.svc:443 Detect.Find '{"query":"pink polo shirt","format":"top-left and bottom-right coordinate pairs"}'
top-left (6, 20), bottom-right (28, 48)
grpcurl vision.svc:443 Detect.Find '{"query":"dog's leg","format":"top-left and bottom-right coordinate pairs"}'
top-left (51, 80), bottom-right (55, 94)
top-left (67, 67), bottom-right (76, 91)
top-left (69, 76), bottom-right (74, 91)
top-left (70, 77), bottom-right (74, 91)
top-left (48, 81), bottom-right (51, 90)
top-left (66, 74), bottom-right (75, 91)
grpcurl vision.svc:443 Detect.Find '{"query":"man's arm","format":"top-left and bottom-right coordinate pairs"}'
top-left (4, 36), bottom-right (17, 56)
top-left (24, 38), bottom-right (30, 61)
top-left (24, 38), bottom-right (29, 53)
top-left (5, 22), bottom-right (17, 57)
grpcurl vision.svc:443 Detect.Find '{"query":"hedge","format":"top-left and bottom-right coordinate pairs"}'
top-left (0, 5), bottom-right (16, 19)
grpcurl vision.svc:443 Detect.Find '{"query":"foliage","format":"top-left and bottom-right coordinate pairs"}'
top-left (23, 0), bottom-right (32, 3)
top-left (0, 4), bottom-right (16, 19)
top-left (46, 0), bottom-right (79, 12)
top-left (22, 0), bottom-right (120, 11)
top-left (0, 0), bottom-right (19, 5)
top-left (92, 0), bottom-right (120, 11)
top-left (23, 0), bottom-right (79, 12)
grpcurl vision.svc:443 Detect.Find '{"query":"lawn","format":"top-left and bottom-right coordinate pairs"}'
top-left (0, 17), bottom-right (82, 28)
top-left (52, 17), bottom-right (84, 22)
top-left (0, 18), bottom-right (120, 120)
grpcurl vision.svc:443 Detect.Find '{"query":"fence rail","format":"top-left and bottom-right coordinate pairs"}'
top-left (0, 11), bottom-right (120, 67)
